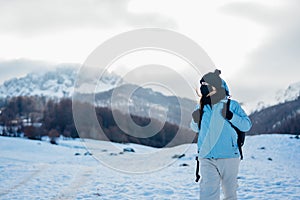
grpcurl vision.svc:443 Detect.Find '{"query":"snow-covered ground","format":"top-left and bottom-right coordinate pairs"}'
top-left (0, 134), bottom-right (299, 200)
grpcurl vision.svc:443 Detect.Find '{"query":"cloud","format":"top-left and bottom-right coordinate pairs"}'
top-left (220, 0), bottom-right (300, 106)
top-left (0, 0), bottom-right (176, 36)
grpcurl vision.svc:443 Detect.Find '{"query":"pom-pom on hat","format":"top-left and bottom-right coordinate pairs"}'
top-left (200, 69), bottom-right (222, 89)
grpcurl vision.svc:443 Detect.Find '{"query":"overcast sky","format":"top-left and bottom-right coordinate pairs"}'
top-left (0, 0), bottom-right (299, 112)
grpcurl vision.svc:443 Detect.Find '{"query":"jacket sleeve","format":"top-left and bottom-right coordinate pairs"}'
top-left (190, 104), bottom-right (200, 133)
top-left (229, 100), bottom-right (252, 132)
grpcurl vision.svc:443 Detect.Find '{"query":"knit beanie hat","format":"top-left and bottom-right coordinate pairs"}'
top-left (200, 69), bottom-right (227, 105)
top-left (200, 69), bottom-right (222, 89)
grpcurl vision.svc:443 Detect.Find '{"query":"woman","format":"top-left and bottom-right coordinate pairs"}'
top-left (191, 70), bottom-right (252, 200)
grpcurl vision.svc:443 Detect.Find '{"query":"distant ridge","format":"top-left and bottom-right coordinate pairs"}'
top-left (249, 97), bottom-right (300, 135)
top-left (0, 67), bottom-right (121, 98)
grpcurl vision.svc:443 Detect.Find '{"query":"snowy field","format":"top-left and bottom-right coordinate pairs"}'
top-left (0, 134), bottom-right (299, 200)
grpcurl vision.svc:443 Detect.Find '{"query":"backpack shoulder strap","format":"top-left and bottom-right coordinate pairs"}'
top-left (197, 101), bottom-right (205, 129)
top-left (226, 98), bottom-right (245, 160)
top-left (227, 98), bottom-right (231, 110)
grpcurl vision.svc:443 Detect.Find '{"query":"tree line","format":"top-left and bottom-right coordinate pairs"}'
top-left (0, 96), bottom-right (196, 147)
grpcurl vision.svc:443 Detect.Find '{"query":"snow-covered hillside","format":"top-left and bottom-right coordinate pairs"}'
top-left (0, 67), bottom-right (121, 98)
top-left (276, 82), bottom-right (300, 103)
top-left (0, 134), bottom-right (299, 199)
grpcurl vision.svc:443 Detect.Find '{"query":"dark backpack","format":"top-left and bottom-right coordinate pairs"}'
top-left (193, 98), bottom-right (245, 182)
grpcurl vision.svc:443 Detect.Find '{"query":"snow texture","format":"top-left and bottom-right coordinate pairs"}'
top-left (0, 134), bottom-right (299, 200)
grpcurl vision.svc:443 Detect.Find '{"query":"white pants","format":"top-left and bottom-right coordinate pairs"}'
top-left (199, 158), bottom-right (240, 200)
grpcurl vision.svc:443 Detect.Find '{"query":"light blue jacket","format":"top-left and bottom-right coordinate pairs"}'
top-left (190, 99), bottom-right (252, 159)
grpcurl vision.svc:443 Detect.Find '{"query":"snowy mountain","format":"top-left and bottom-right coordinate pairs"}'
top-left (249, 97), bottom-right (300, 135)
top-left (0, 68), bottom-right (196, 128)
top-left (276, 81), bottom-right (300, 103)
top-left (73, 83), bottom-right (195, 128)
top-left (251, 81), bottom-right (300, 113)
top-left (0, 68), bottom-right (75, 98)
top-left (0, 67), bottom-right (122, 98)
top-left (248, 81), bottom-right (300, 135)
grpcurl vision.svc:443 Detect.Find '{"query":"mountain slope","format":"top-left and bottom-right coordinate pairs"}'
top-left (0, 67), bottom-right (121, 98)
top-left (249, 97), bottom-right (300, 135)
top-left (0, 67), bottom-right (75, 98)
top-left (276, 82), bottom-right (300, 103)
top-left (73, 83), bottom-right (196, 128)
